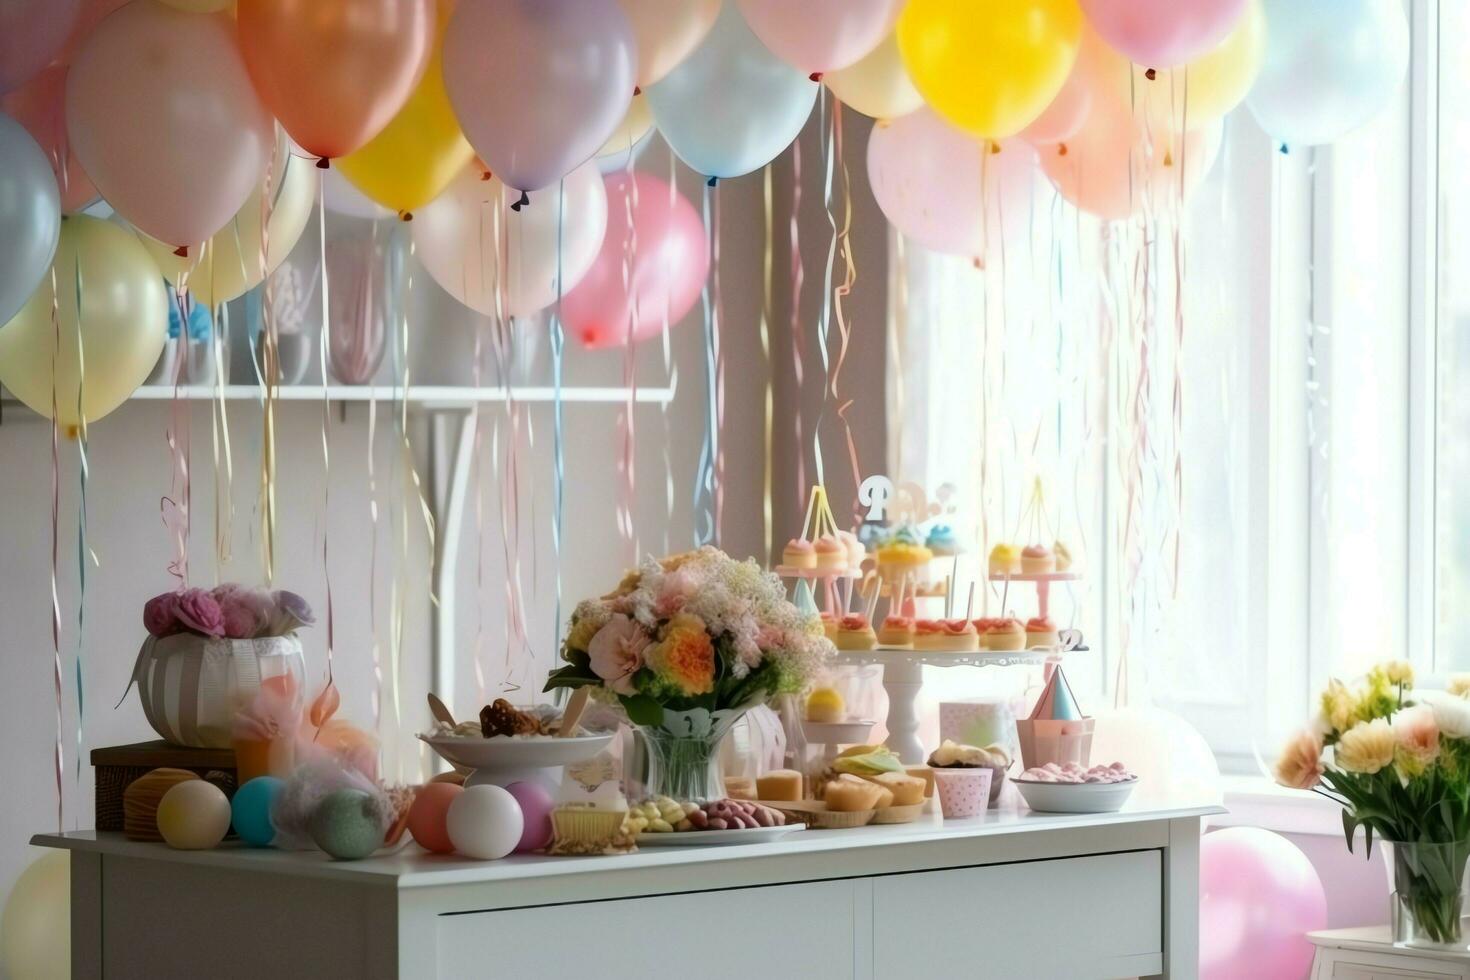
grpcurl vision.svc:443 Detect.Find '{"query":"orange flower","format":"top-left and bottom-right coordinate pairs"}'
top-left (1273, 729), bottom-right (1324, 790)
top-left (647, 613), bottom-right (715, 696)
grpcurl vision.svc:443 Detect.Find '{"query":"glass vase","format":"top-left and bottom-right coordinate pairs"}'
top-left (626, 706), bottom-right (753, 803)
top-left (1387, 839), bottom-right (1470, 949)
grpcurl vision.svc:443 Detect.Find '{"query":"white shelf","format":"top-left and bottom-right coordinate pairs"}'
top-left (4, 384), bottom-right (674, 409)
top-left (987, 571), bottom-right (1081, 583)
top-left (836, 646), bottom-right (1061, 669)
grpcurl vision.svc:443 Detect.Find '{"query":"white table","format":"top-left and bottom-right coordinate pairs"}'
top-left (1310, 926), bottom-right (1470, 978)
top-left (36, 796), bottom-right (1220, 979)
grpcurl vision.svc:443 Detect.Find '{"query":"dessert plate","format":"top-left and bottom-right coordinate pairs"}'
top-left (417, 732), bottom-right (614, 771)
top-left (1013, 777), bottom-right (1137, 814)
top-left (634, 823), bottom-right (805, 847)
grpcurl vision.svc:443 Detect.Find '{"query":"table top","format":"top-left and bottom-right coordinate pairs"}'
top-left (1309, 925), bottom-right (1470, 961)
top-left (34, 796), bottom-right (1221, 890)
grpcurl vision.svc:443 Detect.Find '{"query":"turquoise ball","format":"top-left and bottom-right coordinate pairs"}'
top-left (308, 789), bottom-right (382, 861)
top-left (231, 777), bottom-right (284, 848)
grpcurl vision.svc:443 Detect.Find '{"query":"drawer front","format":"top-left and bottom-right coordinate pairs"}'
top-left (873, 849), bottom-right (1163, 979)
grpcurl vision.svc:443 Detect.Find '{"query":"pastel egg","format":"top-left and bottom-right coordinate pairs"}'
top-left (504, 781), bottom-right (554, 853)
top-left (156, 780), bottom-right (231, 850)
top-left (446, 785), bottom-right (523, 860)
top-left (407, 782), bottom-right (462, 854)
top-left (308, 789), bottom-right (383, 861)
top-left (231, 776), bottom-right (284, 847)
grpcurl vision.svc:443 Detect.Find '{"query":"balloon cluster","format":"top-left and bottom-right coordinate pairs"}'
top-left (0, 0), bottom-right (1411, 423)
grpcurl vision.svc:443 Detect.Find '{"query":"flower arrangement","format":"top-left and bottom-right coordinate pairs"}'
top-left (1275, 661), bottom-right (1470, 946)
top-left (144, 585), bottom-right (314, 640)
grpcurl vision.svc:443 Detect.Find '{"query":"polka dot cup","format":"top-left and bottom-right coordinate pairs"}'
top-left (933, 767), bottom-right (994, 820)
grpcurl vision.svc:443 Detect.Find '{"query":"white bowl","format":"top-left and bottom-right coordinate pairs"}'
top-left (801, 719), bottom-right (877, 744)
top-left (1013, 777), bottom-right (1137, 814)
top-left (417, 732), bottom-right (614, 772)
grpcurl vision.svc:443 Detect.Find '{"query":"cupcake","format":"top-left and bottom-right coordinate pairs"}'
top-left (877, 615), bottom-right (915, 647)
top-left (912, 619), bottom-right (946, 651)
top-left (983, 617), bottom-right (1025, 652)
top-left (988, 543), bottom-right (1020, 576)
top-left (806, 686), bottom-right (846, 723)
top-left (838, 529), bottom-right (866, 571)
top-left (1054, 540), bottom-right (1073, 572)
top-left (876, 542), bottom-right (932, 578)
top-left (782, 538), bottom-right (816, 569)
top-left (973, 618), bottom-right (999, 650)
top-left (941, 618), bottom-right (979, 652)
top-left (929, 740), bottom-right (1011, 807)
top-left (1021, 544), bottom-right (1055, 574)
top-left (834, 614), bottom-right (877, 651)
top-left (1026, 616), bottom-right (1059, 649)
top-left (819, 610), bottom-right (838, 640)
top-left (814, 534), bottom-right (847, 572)
top-left (927, 741), bottom-right (994, 819)
top-left (925, 524), bottom-right (958, 557)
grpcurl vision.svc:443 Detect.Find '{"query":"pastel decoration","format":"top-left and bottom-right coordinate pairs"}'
top-left (897, 0), bottom-right (1082, 140)
top-left (0, 851), bottom-right (69, 980)
top-left (823, 33), bottom-right (924, 122)
top-left (231, 776), bottom-right (285, 847)
top-left (1246, 0), bottom-right (1409, 149)
top-left (1120, 1), bottom-right (1266, 133)
top-left (1020, 29), bottom-right (1122, 148)
top-left (1090, 706), bottom-right (1223, 808)
top-left (1029, 667), bottom-right (1083, 722)
top-left (408, 782), bottom-right (462, 854)
top-left (0, 0), bottom-right (79, 94)
top-left (647, 2), bottom-right (819, 180)
top-left (237, 0), bottom-right (434, 161)
top-left (444, 0), bottom-right (636, 193)
top-left (156, 780), bottom-right (232, 850)
top-left (67, 4), bottom-right (273, 251)
top-left (446, 784), bottom-right (524, 861)
top-left (1, 66), bottom-right (98, 212)
top-left (1080, 0), bottom-right (1247, 69)
top-left (735, 0), bottom-right (904, 75)
top-left (932, 767), bottom-right (993, 820)
top-left (596, 93), bottom-right (654, 164)
top-left (1200, 828), bottom-right (1326, 979)
top-left (563, 172), bottom-right (710, 350)
top-left (618, 0), bottom-right (721, 87)
top-left (0, 116), bottom-right (60, 331)
top-left (413, 160), bottom-right (608, 318)
top-left (504, 781), bottom-right (555, 853)
top-left (308, 789), bottom-right (384, 861)
top-left (792, 579), bottom-right (818, 617)
top-left (0, 216), bottom-right (167, 428)
top-left (940, 700), bottom-right (1019, 754)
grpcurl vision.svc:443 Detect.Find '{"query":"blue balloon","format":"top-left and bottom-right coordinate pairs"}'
top-left (0, 113), bottom-right (60, 329)
top-left (231, 776), bottom-right (284, 848)
top-left (646, 3), bottom-right (818, 179)
top-left (1246, 0), bottom-right (1408, 148)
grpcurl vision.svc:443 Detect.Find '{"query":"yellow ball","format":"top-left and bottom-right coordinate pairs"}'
top-left (0, 851), bottom-right (69, 980)
top-left (156, 780), bottom-right (232, 850)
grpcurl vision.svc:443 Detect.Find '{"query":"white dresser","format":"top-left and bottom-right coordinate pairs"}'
top-left (1310, 926), bottom-right (1470, 979)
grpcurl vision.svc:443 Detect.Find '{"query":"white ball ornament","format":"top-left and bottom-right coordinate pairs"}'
top-left (156, 780), bottom-right (232, 850)
top-left (445, 785), bottom-right (524, 860)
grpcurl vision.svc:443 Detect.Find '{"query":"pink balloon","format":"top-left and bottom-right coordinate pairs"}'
top-left (56, 0), bottom-right (129, 67)
top-left (1080, 0), bottom-right (1248, 69)
top-left (1200, 828), bottom-right (1326, 980)
top-left (1, 66), bottom-right (97, 212)
top-left (563, 172), bottom-right (709, 351)
top-left (0, 0), bottom-right (80, 93)
top-left (504, 781), bottom-right (555, 853)
top-left (1021, 30), bottom-right (1121, 148)
top-left (735, 0), bottom-right (904, 76)
top-left (444, 0), bottom-right (636, 193)
top-left (67, 4), bottom-right (273, 249)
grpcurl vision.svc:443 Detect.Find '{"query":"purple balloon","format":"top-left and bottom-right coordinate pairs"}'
top-left (443, 0), bottom-right (636, 193)
top-left (504, 781), bottom-right (554, 853)
top-left (0, 0), bottom-right (80, 94)
top-left (1200, 828), bottom-right (1327, 979)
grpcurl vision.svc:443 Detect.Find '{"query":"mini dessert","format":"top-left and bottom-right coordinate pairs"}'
top-left (627, 796), bottom-right (699, 834)
top-left (549, 795), bottom-right (634, 855)
top-left (724, 776), bottom-right (757, 801)
top-left (928, 739), bottom-right (987, 769)
top-left (831, 745), bottom-right (904, 778)
top-left (838, 529), bottom-right (866, 571)
top-left (941, 618), bottom-right (979, 652)
top-left (1019, 761), bottom-right (1135, 784)
top-left (925, 524), bottom-right (958, 557)
top-left (1053, 540), bottom-right (1073, 572)
top-left (834, 613), bottom-right (877, 651)
top-left (877, 615), bottom-right (915, 647)
top-left (904, 764), bottom-right (936, 798)
top-left (820, 610), bottom-right (838, 640)
top-left (480, 699), bottom-right (551, 738)
top-left (756, 769), bottom-right (804, 802)
top-left (876, 539), bottom-right (933, 577)
top-left (988, 543), bottom-right (1020, 576)
top-left (823, 773), bottom-right (887, 812)
top-left (1026, 616), bottom-right (1060, 649)
top-left (627, 797), bottom-right (790, 833)
top-left (782, 537), bottom-right (816, 569)
top-left (805, 686), bottom-right (847, 723)
top-left (972, 617), bottom-right (999, 650)
top-left (913, 619), bottom-right (976, 652)
top-left (867, 771), bottom-right (926, 806)
top-left (982, 617), bottom-right (1025, 652)
top-left (814, 534), bottom-right (847, 572)
top-left (1021, 543), bottom-right (1055, 574)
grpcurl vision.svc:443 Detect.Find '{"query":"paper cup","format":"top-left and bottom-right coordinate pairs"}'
top-left (933, 767), bottom-right (993, 820)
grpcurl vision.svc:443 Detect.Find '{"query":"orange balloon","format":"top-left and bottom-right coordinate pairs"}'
top-left (237, 0), bottom-right (434, 160)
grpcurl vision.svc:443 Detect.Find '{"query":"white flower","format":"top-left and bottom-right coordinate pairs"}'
top-left (1414, 689), bottom-right (1470, 738)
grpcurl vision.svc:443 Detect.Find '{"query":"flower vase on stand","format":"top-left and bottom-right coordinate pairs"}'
top-left (629, 707), bottom-right (751, 803)
top-left (1387, 838), bottom-right (1470, 950)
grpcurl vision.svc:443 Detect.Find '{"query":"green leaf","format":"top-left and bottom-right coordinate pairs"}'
top-left (619, 693), bottom-right (664, 727)
top-left (542, 664), bottom-right (598, 693)
top-left (1343, 810), bottom-right (1358, 856)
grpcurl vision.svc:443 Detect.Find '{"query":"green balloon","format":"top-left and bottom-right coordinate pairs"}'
top-left (307, 790), bottom-right (382, 861)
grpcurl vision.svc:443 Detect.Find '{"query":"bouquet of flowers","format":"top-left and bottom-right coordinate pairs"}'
top-left (144, 585), bottom-right (314, 640)
top-left (1275, 661), bottom-right (1470, 945)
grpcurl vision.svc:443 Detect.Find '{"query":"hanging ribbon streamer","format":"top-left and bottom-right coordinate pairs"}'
top-left (71, 258), bottom-right (93, 790)
top-left (759, 165), bottom-right (774, 565)
top-left (210, 302), bottom-right (234, 579)
top-left (789, 139), bottom-right (806, 517)
top-left (550, 177), bottom-right (568, 670)
top-left (712, 183), bottom-right (726, 543)
top-left (616, 162), bottom-right (641, 565)
top-left (257, 144), bottom-right (282, 586)
top-left (660, 148), bottom-right (679, 555)
top-left (309, 169), bottom-right (339, 726)
top-left (47, 266), bottom-right (63, 831)
top-left (826, 102), bottom-right (864, 520)
top-left (161, 287), bottom-right (193, 588)
top-left (692, 181), bottom-right (718, 546)
top-left (812, 90), bottom-right (835, 490)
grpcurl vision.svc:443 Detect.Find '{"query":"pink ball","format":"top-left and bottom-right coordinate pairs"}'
top-left (1200, 828), bottom-right (1327, 980)
top-left (504, 781), bottom-right (555, 853)
top-left (407, 782), bottom-right (461, 855)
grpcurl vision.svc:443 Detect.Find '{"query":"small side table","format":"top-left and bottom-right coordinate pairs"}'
top-left (1310, 926), bottom-right (1470, 979)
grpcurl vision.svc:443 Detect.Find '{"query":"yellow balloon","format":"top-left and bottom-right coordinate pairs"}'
top-left (825, 33), bottom-right (924, 121)
top-left (898, 0), bottom-right (1083, 139)
top-left (1123, 0), bottom-right (1265, 131)
top-left (0, 851), bottom-right (69, 980)
top-left (335, 8), bottom-right (474, 216)
top-left (138, 150), bottom-right (315, 308)
top-left (0, 216), bottom-right (167, 429)
top-left (597, 92), bottom-right (654, 159)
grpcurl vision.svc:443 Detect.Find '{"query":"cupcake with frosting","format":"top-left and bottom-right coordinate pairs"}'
top-left (1026, 616), bottom-right (1059, 649)
top-left (814, 534), bottom-right (848, 573)
top-left (988, 543), bottom-right (1020, 576)
top-left (782, 538), bottom-right (816, 569)
top-left (983, 617), bottom-right (1026, 652)
top-left (1021, 544), bottom-right (1055, 574)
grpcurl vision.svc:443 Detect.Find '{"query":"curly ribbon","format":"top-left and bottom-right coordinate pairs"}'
top-left (692, 180), bottom-right (718, 546)
top-left (811, 90), bottom-right (835, 490)
top-left (759, 164), bottom-right (774, 565)
top-left (209, 302), bottom-right (234, 577)
top-left (889, 233), bottom-right (908, 483)
top-left (615, 153), bottom-right (641, 564)
top-left (789, 138), bottom-right (806, 516)
top-left (70, 258), bottom-right (93, 792)
top-left (47, 265), bottom-right (63, 830)
top-left (827, 102), bottom-right (864, 522)
top-left (551, 177), bottom-right (567, 668)
top-left (257, 142), bottom-right (281, 586)
top-left (313, 170), bottom-right (338, 714)
top-left (161, 288), bottom-right (192, 587)
top-left (712, 182), bottom-right (726, 543)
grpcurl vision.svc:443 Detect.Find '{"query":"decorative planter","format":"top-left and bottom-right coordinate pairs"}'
top-left (627, 706), bottom-right (755, 803)
top-left (1387, 838), bottom-right (1470, 949)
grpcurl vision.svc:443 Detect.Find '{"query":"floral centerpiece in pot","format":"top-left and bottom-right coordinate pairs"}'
top-left (546, 547), bottom-right (832, 801)
top-left (1275, 662), bottom-right (1470, 948)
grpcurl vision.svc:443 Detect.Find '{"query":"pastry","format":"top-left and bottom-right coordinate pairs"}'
top-left (1026, 616), bottom-right (1060, 649)
top-left (782, 538), bottom-right (816, 569)
top-left (814, 534), bottom-right (847, 572)
top-left (756, 769), bottom-right (804, 802)
top-left (838, 530), bottom-right (866, 571)
top-left (972, 617), bottom-right (999, 650)
top-left (988, 543), bottom-right (1021, 576)
top-left (835, 614), bottom-right (877, 651)
top-left (875, 540), bottom-right (933, 578)
top-left (823, 773), bottom-right (886, 812)
top-left (925, 524), bottom-right (958, 557)
top-left (1053, 540), bottom-right (1073, 572)
top-left (820, 610), bottom-right (838, 640)
top-left (904, 765), bottom-right (936, 798)
top-left (831, 745), bottom-right (904, 778)
top-left (866, 771), bottom-right (926, 806)
top-left (724, 776), bottom-right (757, 801)
top-left (806, 686), bottom-right (846, 723)
top-left (983, 617), bottom-right (1025, 652)
top-left (1020, 761), bottom-right (1135, 784)
top-left (480, 699), bottom-right (547, 738)
top-left (1021, 544), bottom-right (1055, 574)
top-left (940, 618), bottom-right (978, 652)
top-left (877, 615), bottom-right (915, 647)
top-left (912, 619), bottom-right (946, 650)
top-left (928, 739), bottom-right (989, 769)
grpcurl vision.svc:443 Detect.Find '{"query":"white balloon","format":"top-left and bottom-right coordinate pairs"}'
top-left (414, 161), bottom-right (608, 318)
top-left (446, 784), bottom-right (524, 860)
top-left (323, 167), bottom-right (394, 221)
top-left (1089, 706), bottom-right (1223, 811)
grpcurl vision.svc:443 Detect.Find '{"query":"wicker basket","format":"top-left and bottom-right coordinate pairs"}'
top-left (93, 741), bottom-right (236, 833)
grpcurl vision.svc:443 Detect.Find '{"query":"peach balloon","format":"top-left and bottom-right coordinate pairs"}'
top-left (407, 783), bottom-right (462, 854)
top-left (66, 4), bottom-right (273, 249)
top-left (1, 66), bottom-right (97, 212)
top-left (618, 0), bottom-right (721, 87)
top-left (237, 0), bottom-right (434, 160)
top-left (737, 0), bottom-right (904, 75)
top-left (1021, 30), bottom-right (1124, 148)
top-left (0, 0), bottom-right (79, 93)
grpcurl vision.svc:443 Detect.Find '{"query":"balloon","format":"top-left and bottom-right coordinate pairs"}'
top-left (1246, 0), bottom-right (1409, 149)
top-left (137, 148), bottom-right (315, 307)
top-left (159, 0), bottom-right (233, 9)
top-left (0, 851), bottom-right (69, 980)
top-left (898, 0), bottom-right (1083, 140)
top-left (446, 784), bottom-right (523, 860)
top-left (55, 0), bottom-right (130, 67)
top-left (445, 0), bottom-right (636, 193)
top-left (1089, 706), bottom-right (1224, 808)
top-left (1080, 0), bottom-right (1247, 69)
top-left (0, 0), bottom-right (79, 93)
top-left (824, 33), bottom-right (924, 122)
top-left (1, 66), bottom-right (97, 211)
top-left (1120, 1), bottom-right (1265, 133)
top-left (323, 168), bottom-right (395, 221)
top-left (736, 0), bottom-right (903, 75)
top-left (647, 3), bottom-right (819, 179)
top-left (1200, 828), bottom-right (1326, 979)
top-left (0, 216), bottom-right (168, 428)
top-left (238, 0), bottom-right (434, 160)
top-left (618, 0), bottom-right (721, 87)
top-left (414, 161), bottom-right (608, 318)
top-left (1020, 29), bottom-right (1122, 148)
top-left (504, 781), bottom-right (555, 853)
top-left (231, 776), bottom-right (285, 847)
top-left (0, 115), bottom-right (61, 329)
top-left (408, 782), bottom-right (462, 853)
top-left (563, 173), bottom-right (710, 350)
top-left (598, 94), bottom-right (654, 161)
top-left (335, 3), bottom-right (474, 217)
top-left (157, 780), bottom-right (232, 850)
top-left (67, 4), bottom-right (273, 249)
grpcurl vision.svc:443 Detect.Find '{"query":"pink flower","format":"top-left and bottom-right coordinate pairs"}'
top-left (267, 590), bottom-right (314, 635)
top-left (143, 592), bottom-right (182, 637)
top-left (213, 585), bottom-right (275, 639)
top-left (653, 567), bottom-right (698, 618)
top-left (587, 614), bottom-right (651, 696)
top-left (1394, 704), bottom-right (1440, 775)
top-left (1273, 729), bottom-right (1324, 790)
top-left (174, 588), bottom-right (225, 637)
